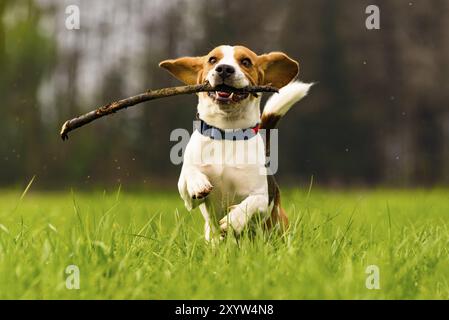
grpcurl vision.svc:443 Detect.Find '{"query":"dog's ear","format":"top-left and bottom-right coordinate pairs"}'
top-left (258, 52), bottom-right (299, 88)
top-left (159, 56), bottom-right (204, 85)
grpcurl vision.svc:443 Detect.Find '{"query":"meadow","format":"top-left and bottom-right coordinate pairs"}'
top-left (0, 186), bottom-right (448, 299)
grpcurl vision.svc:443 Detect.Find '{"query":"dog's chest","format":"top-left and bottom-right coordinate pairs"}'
top-left (184, 131), bottom-right (268, 199)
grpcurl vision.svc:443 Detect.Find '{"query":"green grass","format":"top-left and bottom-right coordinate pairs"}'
top-left (0, 187), bottom-right (448, 299)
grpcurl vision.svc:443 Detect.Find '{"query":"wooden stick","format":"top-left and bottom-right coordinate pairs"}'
top-left (60, 83), bottom-right (278, 140)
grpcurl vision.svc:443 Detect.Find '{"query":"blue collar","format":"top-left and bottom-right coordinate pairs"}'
top-left (196, 118), bottom-right (260, 141)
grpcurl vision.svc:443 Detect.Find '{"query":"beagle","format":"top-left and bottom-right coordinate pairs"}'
top-left (160, 45), bottom-right (312, 242)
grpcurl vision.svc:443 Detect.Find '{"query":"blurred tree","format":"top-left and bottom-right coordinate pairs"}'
top-left (0, 0), bottom-right (55, 184)
top-left (0, 0), bottom-right (448, 188)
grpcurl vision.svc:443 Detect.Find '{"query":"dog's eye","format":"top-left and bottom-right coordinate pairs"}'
top-left (208, 56), bottom-right (217, 64)
top-left (241, 58), bottom-right (252, 68)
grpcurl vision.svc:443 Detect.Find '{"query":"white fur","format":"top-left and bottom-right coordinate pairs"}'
top-left (197, 95), bottom-right (261, 130)
top-left (178, 130), bottom-right (269, 240)
top-left (262, 81), bottom-right (313, 117)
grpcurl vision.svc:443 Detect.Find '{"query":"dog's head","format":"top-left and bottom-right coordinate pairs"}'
top-left (160, 45), bottom-right (299, 128)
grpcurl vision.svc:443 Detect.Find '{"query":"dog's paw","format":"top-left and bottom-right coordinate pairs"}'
top-left (219, 208), bottom-right (248, 235)
top-left (187, 172), bottom-right (213, 200)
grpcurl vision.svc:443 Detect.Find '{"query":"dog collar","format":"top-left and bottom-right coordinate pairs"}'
top-left (196, 118), bottom-right (259, 141)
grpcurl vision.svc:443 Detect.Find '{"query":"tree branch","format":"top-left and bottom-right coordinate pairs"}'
top-left (60, 83), bottom-right (278, 140)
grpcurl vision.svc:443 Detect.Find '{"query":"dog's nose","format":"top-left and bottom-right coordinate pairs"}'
top-left (215, 64), bottom-right (235, 79)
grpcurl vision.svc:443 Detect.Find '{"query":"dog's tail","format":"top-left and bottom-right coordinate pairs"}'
top-left (260, 81), bottom-right (313, 130)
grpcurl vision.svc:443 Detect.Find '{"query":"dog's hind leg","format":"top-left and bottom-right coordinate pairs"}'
top-left (264, 175), bottom-right (289, 232)
top-left (265, 200), bottom-right (289, 232)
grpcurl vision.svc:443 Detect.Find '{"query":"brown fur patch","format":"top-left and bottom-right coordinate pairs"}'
top-left (202, 47), bottom-right (224, 82)
top-left (265, 175), bottom-right (288, 231)
top-left (159, 56), bottom-right (205, 85)
top-left (260, 113), bottom-right (281, 130)
top-left (260, 113), bottom-right (281, 157)
top-left (233, 46), bottom-right (261, 85)
top-left (257, 52), bottom-right (299, 88)
top-left (159, 47), bottom-right (225, 85)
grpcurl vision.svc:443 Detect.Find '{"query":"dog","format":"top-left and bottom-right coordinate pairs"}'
top-left (160, 45), bottom-right (312, 242)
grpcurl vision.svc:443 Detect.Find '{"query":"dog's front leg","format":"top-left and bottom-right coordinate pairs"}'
top-left (198, 203), bottom-right (222, 244)
top-left (178, 165), bottom-right (213, 211)
top-left (219, 194), bottom-right (269, 235)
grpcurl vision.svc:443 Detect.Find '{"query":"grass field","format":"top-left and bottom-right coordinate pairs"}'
top-left (0, 186), bottom-right (448, 299)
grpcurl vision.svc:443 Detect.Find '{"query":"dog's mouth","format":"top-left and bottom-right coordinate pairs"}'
top-left (207, 85), bottom-right (250, 104)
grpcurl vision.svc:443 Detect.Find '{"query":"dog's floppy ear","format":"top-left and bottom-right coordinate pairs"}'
top-left (159, 56), bottom-right (204, 85)
top-left (258, 52), bottom-right (299, 88)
